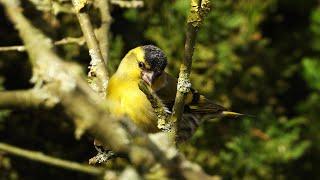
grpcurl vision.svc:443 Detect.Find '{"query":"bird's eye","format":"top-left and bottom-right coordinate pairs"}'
top-left (138, 62), bottom-right (145, 69)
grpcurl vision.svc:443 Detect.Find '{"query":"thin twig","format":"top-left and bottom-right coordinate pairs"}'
top-left (170, 0), bottom-right (211, 143)
top-left (0, 45), bottom-right (26, 52)
top-left (0, 36), bottom-right (85, 52)
top-left (110, 0), bottom-right (143, 8)
top-left (95, 0), bottom-right (112, 66)
top-left (54, 36), bottom-right (85, 45)
top-left (0, 142), bottom-right (104, 175)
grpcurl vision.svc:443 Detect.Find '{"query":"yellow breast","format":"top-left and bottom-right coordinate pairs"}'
top-left (106, 76), bottom-right (159, 133)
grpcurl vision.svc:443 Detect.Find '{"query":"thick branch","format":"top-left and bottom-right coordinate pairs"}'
top-left (0, 142), bottom-right (104, 175)
top-left (119, 119), bottom-right (174, 168)
top-left (1, 0), bottom-right (129, 153)
top-left (72, 0), bottom-right (109, 96)
top-left (0, 89), bottom-right (58, 109)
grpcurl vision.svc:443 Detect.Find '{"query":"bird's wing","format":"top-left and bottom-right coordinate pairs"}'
top-left (153, 72), bottom-right (227, 115)
top-left (151, 72), bottom-right (177, 106)
top-left (152, 72), bottom-right (245, 142)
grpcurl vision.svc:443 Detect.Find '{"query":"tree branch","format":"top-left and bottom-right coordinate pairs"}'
top-left (110, 0), bottom-right (143, 8)
top-left (170, 0), bottom-right (211, 143)
top-left (0, 0), bottom-right (176, 168)
top-left (1, 0), bottom-right (129, 153)
top-left (0, 142), bottom-right (104, 175)
top-left (136, 1), bottom-right (211, 143)
top-left (0, 89), bottom-right (58, 109)
top-left (138, 81), bottom-right (171, 131)
top-left (95, 0), bottom-right (112, 66)
top-left (0, 36), bottom-right (85, 52)
top-left (72, 0), bottom-right (109, 97)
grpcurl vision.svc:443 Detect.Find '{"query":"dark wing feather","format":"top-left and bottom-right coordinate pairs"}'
top-left (187, 94), bottom-right (227, 115)
top-left (154, 72), bottom-right (226, 116)
top-left (153, 72), bottom-right (230, 142)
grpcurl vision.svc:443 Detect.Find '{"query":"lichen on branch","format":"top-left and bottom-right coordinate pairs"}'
top-left (72, 0), bottom-right (109, 97)
top-left (138, 81), bottom-right (171, 131)
top-left (170, 0), bottom-right (211, 144)
top-left (188, 0), bottom-right (211, 27)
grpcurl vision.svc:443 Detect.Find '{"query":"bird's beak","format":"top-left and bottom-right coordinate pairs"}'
top-left (141, 71), bottom-right (156, 86)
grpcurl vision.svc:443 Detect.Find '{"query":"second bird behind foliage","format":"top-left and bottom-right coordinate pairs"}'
top-left (106, 45), bottom-right (243, 140)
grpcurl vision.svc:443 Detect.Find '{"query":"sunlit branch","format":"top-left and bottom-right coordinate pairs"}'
top-left (95, 0), bottom-right (112, 66)
top-left (72, 0), bottom-right (109, 97)
top-left (110, 0), bottom-right (143, 8)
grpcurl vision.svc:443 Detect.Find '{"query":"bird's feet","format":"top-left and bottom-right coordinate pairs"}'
top-left (89, 145), bottom-right (116, 165)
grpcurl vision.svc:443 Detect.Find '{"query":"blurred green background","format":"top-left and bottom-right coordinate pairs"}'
top-left (0, 0), bottom-right (320, 179)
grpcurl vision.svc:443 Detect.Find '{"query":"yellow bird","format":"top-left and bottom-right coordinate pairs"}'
top-left (106, 45), bottom-right (243, 140)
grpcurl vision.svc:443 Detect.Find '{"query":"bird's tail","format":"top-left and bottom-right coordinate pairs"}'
top-left (221, 111), bottom-right (254, 118)
top-left (189, 94), bottom-right (248, 118)
top-left (221, 111), bottom-right (244, 117)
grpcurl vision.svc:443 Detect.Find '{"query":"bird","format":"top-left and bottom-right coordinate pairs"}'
top-left (106, 45), bottom-right (243, 141)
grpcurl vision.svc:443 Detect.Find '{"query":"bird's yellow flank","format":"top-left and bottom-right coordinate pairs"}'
top-left (107, 46), bottom-right (160, 132)
top-left (106, 45), bottom-right (243, 137)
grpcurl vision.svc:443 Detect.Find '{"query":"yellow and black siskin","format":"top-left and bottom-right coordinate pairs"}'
top-left (106, 45), bottom-right (243, 140)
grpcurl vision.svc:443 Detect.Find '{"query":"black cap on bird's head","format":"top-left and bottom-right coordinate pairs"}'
top-left (140, 45), bottom-right (167, 85)
top-left (142, 45), bottom-right (167, 72)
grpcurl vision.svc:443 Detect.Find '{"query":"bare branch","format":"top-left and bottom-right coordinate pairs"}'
top-left (54, 36), bottom-right (86, 45)
top-left (138, 81), bottom-right (171, 131)
top-left (0, 1), bottom-right (177, 170)
top-left (0, 142), bottom-right (104, 175)
top-left (1, 0), bottom-right (129, 152)
top-left (0, 45), bottom-right (26, 52)
top-left (110, 0), bottom-right (143, 8)
top-left (0, 36), bottom-right (85, 52)
top-left (72, 0), bottom-right (109, 97)
top-left (170, 0), bottom-right (211, 143)
top-left (0, 89), bottom-right (58, 109)
top-left (95, 0), bottom-right (112, 66)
